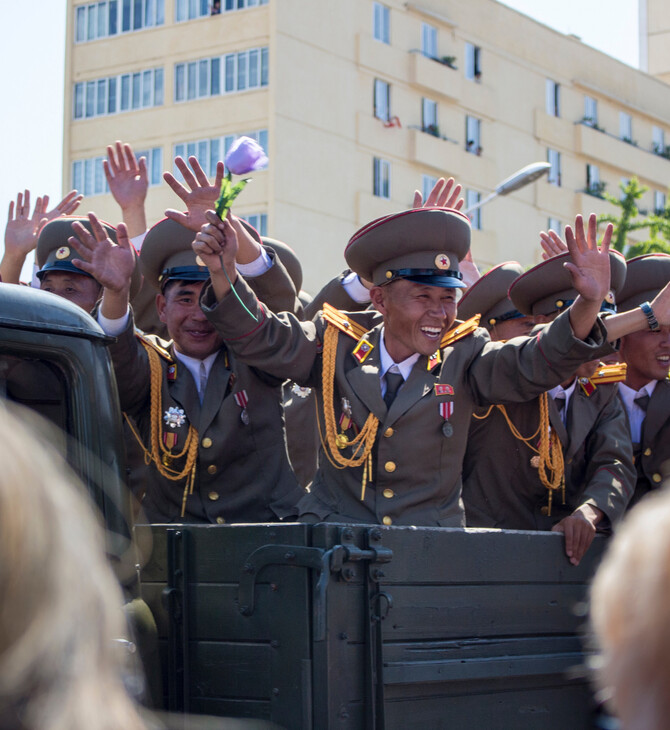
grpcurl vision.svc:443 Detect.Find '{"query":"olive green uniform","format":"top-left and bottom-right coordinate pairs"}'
top-left (463, 381), bottom-right (635, 529)
top-left (201, 276), bottom-right (613, 527)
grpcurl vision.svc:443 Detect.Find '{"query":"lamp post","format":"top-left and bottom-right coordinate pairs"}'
top-left (463, 161), bottom-right (551, 215)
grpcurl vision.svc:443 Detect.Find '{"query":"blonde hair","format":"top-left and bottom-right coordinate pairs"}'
top-left (0, 405), bottom-right (146, 730)
top-left (590, 489), bottom-right (670, 730)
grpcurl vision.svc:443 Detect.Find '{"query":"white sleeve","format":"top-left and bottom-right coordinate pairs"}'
top-left (97, 307), bottom-right (131, 336)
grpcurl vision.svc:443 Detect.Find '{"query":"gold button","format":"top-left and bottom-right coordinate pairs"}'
top-left (653, 473), bottom-right (662, 484)
top-left (540, 506), bottom-right (549, 516)
top-left (207, 464), bottom-right (217, 475)
top-left (384, 461), bottom-right (396, 473)
top-left (382, 516), bottom-right (392, 526)
top-left (644, 447), bottom-right (652, 457)
top-left (383, 489), bottom-right (394, 499)
top-left (384, 427), bottom-right (394, 437)
top-left (202, 437), bottom-right (213, 448)
top-left (208, 491), bottom-right (219, 501)
top-left (216, 516), bottom-right (225, 524)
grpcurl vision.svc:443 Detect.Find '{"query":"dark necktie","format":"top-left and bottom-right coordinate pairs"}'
top-left (383, 371), bottom-right (404, 409)
top-left (554, 394), bottom-right (566, 416)
top-left (634, 393), bottom-right (650, 412)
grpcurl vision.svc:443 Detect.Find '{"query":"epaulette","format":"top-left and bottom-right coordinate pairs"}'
top-left (440, 314), bottom-right (481, 348)
top-left (323, 302), bottom-right (368, 342)
top-left (590, 362), bottom-right (627, 384)
top-left (135, 328), bottom-right (173, 362)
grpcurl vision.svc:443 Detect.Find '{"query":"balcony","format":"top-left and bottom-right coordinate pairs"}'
top-left (408, 51), bottom-right (462, 101)
top-left (356, 34), bottom-right (407, 80)
top-left (533, 109), bottom-right (574, 150)
top-left (357, 113), bottom-right (408, 158)
top-left (574, 123), bottom-right (670, 188)
top-left (409, 128), bottom-right (495, 181)
top-left (534, 181), bottom-right (577, 216)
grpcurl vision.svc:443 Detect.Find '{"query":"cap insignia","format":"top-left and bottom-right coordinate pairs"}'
top-left (195, 255), bottom-right (206, 267)
top-left (435, 254), bottom-right (450, 270)
top-left (56, 246), bottom-right (70, 260)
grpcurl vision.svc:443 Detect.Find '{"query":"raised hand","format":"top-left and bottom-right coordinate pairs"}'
top-left (69, 213), bottom-right (135, 295)
top-left (164, 156), bottom-right (225, 232)
top-left (540, 229), bottom-right (568, 260)
top-left (564, 214), bottom-right (612, 305)
top-left (193, 210), bottom-right (238, 274)
top-left (412, 177), bottom-right (464, 211)
top-left (104, 141), bottom-right (148, 237)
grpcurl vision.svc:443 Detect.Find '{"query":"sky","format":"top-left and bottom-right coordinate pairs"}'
top-left (0, 0), bottom-right (641, 277)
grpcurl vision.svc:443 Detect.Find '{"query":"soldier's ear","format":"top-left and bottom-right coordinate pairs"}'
top-left (369, 285), bottom-right (387, 315)
top-left (156, 293), bottom-right (167, 323)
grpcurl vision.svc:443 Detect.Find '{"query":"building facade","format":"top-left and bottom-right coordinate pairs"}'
top-left (64, 0), bottom-right (670, 290)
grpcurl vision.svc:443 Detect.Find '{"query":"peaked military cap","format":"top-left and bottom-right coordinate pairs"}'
top-left (141, 218), bottom-right (206, 291)
top-left (37, 216), bottom-right (117, 281)
top-left (457, 261), bottom-right (525, 329)
top-left (509, 250), bottom-right (627, 316)
top-left (617, 253), bottom-right (670, 312)
top-left (36, 216), bottom-right (143, 299)
top-left (345, 207), bottom-right (470, 288)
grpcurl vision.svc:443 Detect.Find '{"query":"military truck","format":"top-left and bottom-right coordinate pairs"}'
top-left (0, 283), bottom-right (608, 730)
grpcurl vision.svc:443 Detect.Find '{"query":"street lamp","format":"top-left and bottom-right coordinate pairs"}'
top-left (463, 161), bottom-right (551, 215)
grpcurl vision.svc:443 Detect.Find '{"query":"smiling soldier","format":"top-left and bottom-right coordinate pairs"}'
top-left (189, 207), bottom-right (670, 527)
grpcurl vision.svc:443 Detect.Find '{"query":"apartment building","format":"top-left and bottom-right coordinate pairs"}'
top-left (65, 0), bottom-right (670, 289)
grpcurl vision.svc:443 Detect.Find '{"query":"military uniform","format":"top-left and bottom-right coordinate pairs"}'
top-left (200, 208), bottom-right (614, 527)
top-left (463, 376), bottom-right (635, 529)
top-left (105, 218), bottom-right (304, 524)
top-left (615, 253), bottom-right (670, 506)
top-left (463, 250), bottom-right (633, 529)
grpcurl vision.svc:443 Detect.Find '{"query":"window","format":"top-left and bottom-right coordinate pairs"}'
top-left (72, 147), bottom-right (162, 195)
top-left (464, 42), bottom-right (481, 81)
top-left (373, 157), bottom-right (390, 199)
top-left (422, 98), bottom-right (438, 135)
top-left (373, 79), bottom-right (390, 122)
top-left (173, 130), bottom-right (268, 180)
top-left (586, 163), bottom-right (600, 188)
top-left (620, 177), bottom-right (630, 201)
top-left (653, 126), bottom-right (666, 155)
top-left (619, 111), bottom-right (633, 142)
top-left (421, 175), bottom-right (438, 204)
top-left (74, 0), bottom-right (162, 42)
top-left (421, 23), bottom-right (437, 59)
top-left (175, 48), bottom-right (269, 101)
top-left (548, 218), bottom-right (562, 235)
top-left (545, 79), bottom-right (560, 117)
top-left (465, 115), bottom-right (481, 155)
top-left (466, 190), bottom-right (481, 230)
top-left (73, 67), bottom-right (164, 120)
top-left (654, 190), bottom-right (667, 214)
top-left (242, 213), bottom-right (268, 237)
top-left (373, 2), bottom-right (390, 44)
top-left (583, 95), bottom-right (598, 126)
top-left (179, 0), bottom-right (267, 15)
top-left (547, 148), bottom-right (561, 187)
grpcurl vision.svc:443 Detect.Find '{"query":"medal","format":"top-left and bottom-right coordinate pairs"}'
top-left (439, 401), bottom-right (454, 437)
top-left (291, 383), bottom-right (311, 398)
top-left (164, 407), bottom-right (186, 429)
top-left (167, 363), bottom-right (177, 382)
top-left (336, 433), bottom-right (350, 449)
top-left (530, 455), bottom-right (540, 468)
top-left (434, 383), bottom-right (454, 396)
top-left (234, 390), bottom-right (250, 425)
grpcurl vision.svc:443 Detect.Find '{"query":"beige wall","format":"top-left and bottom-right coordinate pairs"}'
top-left (65, 0), bottom-right (670, 291)
top-left (645, 0), bottom-right (670, 83)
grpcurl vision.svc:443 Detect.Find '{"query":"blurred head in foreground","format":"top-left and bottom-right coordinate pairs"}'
top-left (0, 405), bottom-right (145, 730)
top-left (590, 488), bottom-right (670, 730)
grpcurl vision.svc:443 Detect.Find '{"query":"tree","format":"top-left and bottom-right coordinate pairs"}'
top-left (597, 177), bottom-right (670, 257)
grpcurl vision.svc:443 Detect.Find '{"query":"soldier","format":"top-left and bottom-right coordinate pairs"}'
top-left (191, 208), bottom-right (662, 527)
top-left (460, 252), bottom-right (635, 565)
top-left (616, 253), bottom-right (670, 506)
top-left (69, 213), bottom-right (304, 524)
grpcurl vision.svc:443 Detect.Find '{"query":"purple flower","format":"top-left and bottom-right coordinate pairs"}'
top-left (225, 136), bottom-right (268, 175)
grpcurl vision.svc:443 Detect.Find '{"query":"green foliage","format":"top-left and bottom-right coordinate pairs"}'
top-left (597, 177), bottom-right (670, 258)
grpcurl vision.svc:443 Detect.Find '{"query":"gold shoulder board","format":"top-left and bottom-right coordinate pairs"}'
top-left (590, 362), bottom-right (627, 384)
top-left (440, 314), bottom-right (481, 348)
top-left (323, 302), bottom-right (368, 342)
top-left (135, 329), bottom-right (173, 362)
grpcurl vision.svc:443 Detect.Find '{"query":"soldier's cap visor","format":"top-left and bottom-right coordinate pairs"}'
top-left (391, 269), bottom-right (465, 288)
top-left (36, 260), bottom-right (96, 280)
top-left (158, 266), bottom-right (210, 289)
